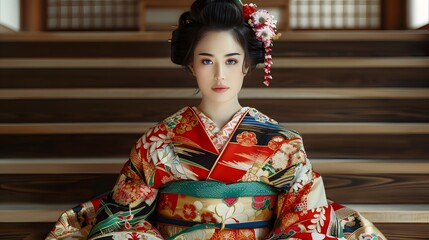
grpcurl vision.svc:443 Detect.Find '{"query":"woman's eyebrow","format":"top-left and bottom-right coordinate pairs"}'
top-left (198, 52), bottom-right (241, 57)
top-left (198, 53), bottom-right (213, 56)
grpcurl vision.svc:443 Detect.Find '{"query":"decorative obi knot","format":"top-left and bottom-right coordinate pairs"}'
top-left (155, 181), bottom-right (278, 238)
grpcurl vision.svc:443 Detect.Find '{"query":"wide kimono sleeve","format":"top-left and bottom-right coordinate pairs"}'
top-left (263, 134), bottom-right (386, 240)
top-left (46, 123), bottom-right (173, 240)
top-left (86, 122), bottom-right (178, 239)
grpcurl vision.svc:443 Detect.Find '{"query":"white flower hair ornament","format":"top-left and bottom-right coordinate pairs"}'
top-left (242, 3), bottom-right (281, 86)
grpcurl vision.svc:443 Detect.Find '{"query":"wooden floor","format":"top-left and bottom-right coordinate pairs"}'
top-left (0, 31), bottom-right (428, 239)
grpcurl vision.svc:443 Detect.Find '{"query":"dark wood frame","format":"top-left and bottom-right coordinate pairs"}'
top-left (20, 0), bottom-right (45, 31)
top-left (380, 0), bottom-right (408, 30)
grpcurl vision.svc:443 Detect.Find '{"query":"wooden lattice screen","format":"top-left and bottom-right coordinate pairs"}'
top-left (42, 0), bottom-right (382, 31)
top-left (290, 0), bottom-right (381, 30)
top-left (45, 0), bottom-right (140, 31)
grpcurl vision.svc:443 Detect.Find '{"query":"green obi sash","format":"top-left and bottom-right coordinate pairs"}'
top-left (160, 180), bottom-right (278, 197)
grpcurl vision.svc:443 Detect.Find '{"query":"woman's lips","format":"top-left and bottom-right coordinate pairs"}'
top-left (212, 86), bottom-right (229, 92)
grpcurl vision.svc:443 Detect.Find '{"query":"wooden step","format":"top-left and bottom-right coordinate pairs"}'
top-left (373, 223), bottom-right (429, 240)
top-left (1, 222), bottom-right (428, 240)
top-left (1, 158), bottom-right (427, 174)
top-left (0, 222), bottom-right (426, 240)
top-left (1, 204), bottom-right (427, 223)
top-left (1, 99), bottom-right (428, 123)
top-left (1, 31), bottom-right (428, 58)
top-left (1, 122), bottom-right (428, 135)
top-left (0, 173), bottom-right (426, 204)
top-left (0, 30), bottom-right (426, 239)
top-left (0, 160), bottom-right (427, 204)
top-left (1, 41), bottom-right (427, 57)
top-left (0, 134), bottom-right (427, 159)
top-left (340, 205), bottom-right (429, 223)
top-left (1, 67), bottom-right (429, 88)
top-left (1, 57), bottom-right (429, 68)
top-left (1, 88), bottom-right (428, 99)
top-left (1, 31), bottom-right (428, 42)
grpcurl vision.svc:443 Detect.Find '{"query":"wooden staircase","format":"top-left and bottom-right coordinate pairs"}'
top-left (0, 31), bottom-right (428, 239)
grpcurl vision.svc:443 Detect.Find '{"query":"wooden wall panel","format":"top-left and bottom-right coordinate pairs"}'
top-left (375, 223), bottom-right (429, 240)
top-left (1, 99), bottom-right (428, 123)
top-left (0, 42), bottom-right (171, 58)
top-left (1, 40), bottom-right (428, 58)
top-left (0, 174), bottom-right (427, 205)
top-left (0, 222), bottom-right (426, 240)
top-left (302, 134), bottom-right (429, 159)
top-left (1, 68), bottom-right (428, 88)
top-left (0, 134), bottom-right (427, 159)
top-left (0, 174), bottom-right (116, 205)
top-left (275, 41), bottom-right (429, 57)
top-left (0, 31), bottom-right (427, 236)
top-left (0, 222), bottom-right (52, 240)
top-left (0, 134), bottom-right (138, 158)
top-left (323, 174), bottom-right (429, 203)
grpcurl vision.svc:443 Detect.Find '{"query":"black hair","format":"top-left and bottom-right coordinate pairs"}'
top-left (170, 0), bottom-right (265, 73)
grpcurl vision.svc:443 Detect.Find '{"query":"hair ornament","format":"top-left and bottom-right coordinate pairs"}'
top-left (242, 2), bottom-right (280, 86)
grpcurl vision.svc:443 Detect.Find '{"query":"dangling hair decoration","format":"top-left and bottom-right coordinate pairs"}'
top-left (241, 2), bottom-right (280, 86)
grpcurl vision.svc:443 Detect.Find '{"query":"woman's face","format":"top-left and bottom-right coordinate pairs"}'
top-left (189, 30), bottom-right (247, 106)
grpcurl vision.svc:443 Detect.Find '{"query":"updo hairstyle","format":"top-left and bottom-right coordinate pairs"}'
top-left (170, 0), bottom-right (265, 72)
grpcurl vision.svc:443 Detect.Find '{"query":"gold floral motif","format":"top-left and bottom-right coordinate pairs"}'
top-left (142, 157), bottom-right (156, 184)
top-left (212, 230), bottom-right (235, 240)
top-left (291, 150), bottom-right (306, 166)
top-left (176, 112), bottom-right (198, 134)
top-left (241, 171), bottom-right (259, 182)
top-left (237, 229), bottom-right (256, 240)
top-left (236, 131), bottom-right (257, 147)
top-left (281, 212), bottom-right (300, 229)
top-left (267, 136), bottom-right (284, 150)
top-left (112, 176), bottom-right (155, 207)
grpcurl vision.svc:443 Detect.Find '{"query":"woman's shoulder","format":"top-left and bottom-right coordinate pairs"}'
top-left (138, 106), bottom-right (191, 137)
top-left (151, 106), bottom-right (191, 127)
top-left (162, 106), bottom-right (192, 127)
top-left (136, 107), bottom-right (191, 151)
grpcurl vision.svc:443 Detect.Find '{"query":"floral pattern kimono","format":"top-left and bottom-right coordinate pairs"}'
top-left (47, 106), bottom-right (386, 240)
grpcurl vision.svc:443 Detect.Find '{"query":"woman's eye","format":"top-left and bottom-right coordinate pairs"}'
top-left (202, 59), bottom-right (213, 65)
top-left (226, 59), bottom-right (237, 65)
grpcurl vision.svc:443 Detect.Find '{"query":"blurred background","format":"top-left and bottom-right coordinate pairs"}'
top-left (0, 0), bottom-right (428, 239)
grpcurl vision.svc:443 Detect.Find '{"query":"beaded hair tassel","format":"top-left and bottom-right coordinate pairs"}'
top-left (242, 3), bottom-right (281, 86)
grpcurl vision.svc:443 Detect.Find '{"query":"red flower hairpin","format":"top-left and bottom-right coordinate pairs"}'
top-left (242, 3), bottom-right (281, 86)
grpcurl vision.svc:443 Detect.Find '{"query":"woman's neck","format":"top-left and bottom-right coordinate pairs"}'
top-left (197, 99), bottom-right (242, 128)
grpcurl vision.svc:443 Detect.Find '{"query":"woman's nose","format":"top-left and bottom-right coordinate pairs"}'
top-left (214, 63), bottom-right (225, 81)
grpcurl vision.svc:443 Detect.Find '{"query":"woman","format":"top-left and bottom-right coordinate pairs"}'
top-left (47, 0), bottom-right (386, 239)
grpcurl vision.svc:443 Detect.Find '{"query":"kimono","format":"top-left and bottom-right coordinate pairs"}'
top-left (47, 106), bottom-right (386, 240)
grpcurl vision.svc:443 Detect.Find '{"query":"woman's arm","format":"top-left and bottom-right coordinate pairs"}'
top-left (46, 124), bottom-right (169, 240)
top-left (87, 124), bottom-right (174, 239)
top-left (87, 144), bottom-right (161, 239)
